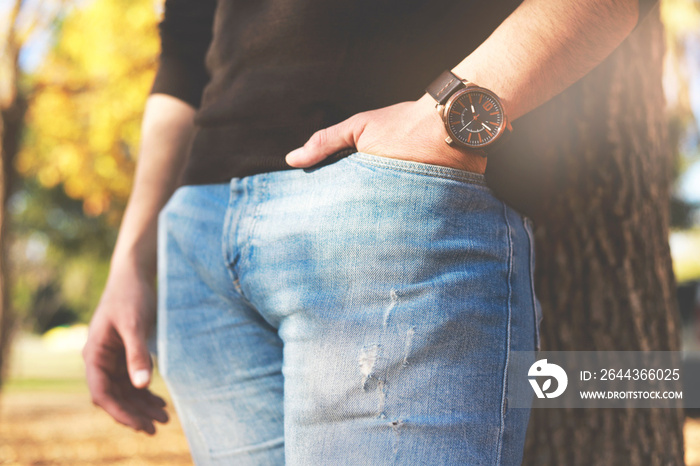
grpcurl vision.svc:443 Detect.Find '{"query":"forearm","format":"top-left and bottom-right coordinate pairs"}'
top-left (287, 0), bottom-right (643, 174)
top-left (110, 94), bottom-right (195, 279)
top-left (451, 0), bottom-right (639, 121)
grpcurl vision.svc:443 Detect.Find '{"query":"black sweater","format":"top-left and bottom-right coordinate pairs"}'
top-left (151, 0), bottom-right (524, 186)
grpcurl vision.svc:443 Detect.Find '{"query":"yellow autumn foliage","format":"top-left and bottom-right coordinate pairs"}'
top-left (661, 0), bottom-right (700, 35)
top-left (17, 0), bottom-right (160, 217)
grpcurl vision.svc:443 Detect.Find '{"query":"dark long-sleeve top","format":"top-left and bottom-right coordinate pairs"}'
top-left (151, 0), bottom-right (658, 194)
top-left (151, 0), bottom-right (527, 185)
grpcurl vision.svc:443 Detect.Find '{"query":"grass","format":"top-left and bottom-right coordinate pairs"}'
top-left (4, 376), bottom-right (88, 392)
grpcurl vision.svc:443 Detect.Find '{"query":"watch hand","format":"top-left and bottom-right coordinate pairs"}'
top-left (471, 105), bottom-right (475, 114)
top-left (482, 122), bottom-right (492, 131)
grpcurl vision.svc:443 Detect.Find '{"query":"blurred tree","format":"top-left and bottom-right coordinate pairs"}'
top-left (660, 0), bottom-right (700, 127)
top-left (16, 0), bottom-right (159, 220)
top-left (9, 178), bottom-right (116, 331)
top-left (486, 2), bottom-right (693, 463)
top-left (663, 0), bottom-right (700, 232)
top-left (2, 0), bottom-right (158, 389)
top-left (0, 0), bottom-right (70, 390)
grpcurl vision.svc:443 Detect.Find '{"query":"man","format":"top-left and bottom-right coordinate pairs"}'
top-left (82, 0), bottom-right (652, 463)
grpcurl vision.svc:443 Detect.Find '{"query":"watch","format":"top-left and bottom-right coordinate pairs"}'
top-left (425, 70), bottom-right (512, 156)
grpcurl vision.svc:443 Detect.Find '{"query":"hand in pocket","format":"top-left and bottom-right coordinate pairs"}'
top-left (285, 94), bottom-right (486, 174)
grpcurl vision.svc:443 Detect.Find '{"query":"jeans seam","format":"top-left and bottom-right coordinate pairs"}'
top-left (156, 206), bottom-right (170, 378)
top-left (238, 175), bottom-right (269, 290)
top-left (522, 216), bottom-right (542, 352)
top-left (496, 201), bottom-right (514, 466)
top-left (349, 151), bottom-right (489, 186)
top-left (222, 180), bottom-right (246, 297)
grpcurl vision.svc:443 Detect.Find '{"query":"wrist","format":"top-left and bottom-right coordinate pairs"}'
top-left (414, 93), bottom-right (488, 174)
top-left (110, 243), bottom-right (157, 281)
top-left (424, 70), bottom-right (511, 158)
top-left (414, 93), bottom-right (442, 133)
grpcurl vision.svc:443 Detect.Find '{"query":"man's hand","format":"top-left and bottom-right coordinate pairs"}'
top-left (285, 94), bottom-right (487, 174)
top-left (82, 264), bottom-right (169, 435)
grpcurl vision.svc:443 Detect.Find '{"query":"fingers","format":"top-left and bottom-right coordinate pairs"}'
top-left (130, 392), bottom-right (170, 424)
top-left (286, 114), bottom-right (366, 168)
top-left (83, 271), bottom-right (161, 434)
top-left (86, 367), bottom-right (169, 435)
top-left (122, 326), bottom-right (153, 389)
top-left (83, 317), bottom-right (166, 434)
top-left (143, 390), bottom-right (167, 408)
top-left (86, 368), bottom-right (159, 434)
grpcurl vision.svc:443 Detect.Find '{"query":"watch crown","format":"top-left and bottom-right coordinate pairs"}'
top-left (445, 136), bottom-right (454, 146)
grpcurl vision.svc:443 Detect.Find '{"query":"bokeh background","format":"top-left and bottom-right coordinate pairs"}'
top-left (0, 0), bottom-right (700, 464)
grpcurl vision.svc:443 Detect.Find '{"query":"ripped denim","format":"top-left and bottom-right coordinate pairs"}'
top-left (155, 152), bottom-right (541, 465)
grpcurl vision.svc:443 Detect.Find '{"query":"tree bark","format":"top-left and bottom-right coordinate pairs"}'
top-left (0, 95), bottom-right (23, 390)
top-left (0, 0), bottom-right (23, 389)
top-left (487, 5), bottom-right (685, 465)
top-left (0, 114), bottom-right (7, 389)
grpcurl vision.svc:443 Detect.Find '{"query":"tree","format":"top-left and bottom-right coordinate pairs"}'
top-left (486, 4), bottom-right (685, 464)
top-left (17, 0), bottom-right (159, 220)
top-left (7, 0), bottom-right (158, 344)
top-left (0, 0), bottom-right (68, 389)
top-left (1, 0), bottom-right (155, 388)
top-left (0, 0), bottom-right (23, 388)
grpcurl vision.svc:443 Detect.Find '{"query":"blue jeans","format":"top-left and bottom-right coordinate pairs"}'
top-left (156, 152), bottom-right (541, 465)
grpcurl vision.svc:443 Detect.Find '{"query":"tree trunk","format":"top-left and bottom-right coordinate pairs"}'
top-left (0, 98), bottom-right (23, 390)
top-left (486, 5), bottom-right (685, 465)
top-left (0, 32), bottom-right (24, 389)
top-left (0, 116), bottom-right (6, 389)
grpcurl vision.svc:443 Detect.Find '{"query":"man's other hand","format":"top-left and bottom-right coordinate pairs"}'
top-left (82, 265), bottom-right (168, 435)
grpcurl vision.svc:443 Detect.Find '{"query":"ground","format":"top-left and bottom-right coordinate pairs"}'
top-left (1, 330), bottom-right (698, 465)
top-left (0, 328), bottom-right (191, 465)
top-left (0, 389), bottom-right (191, 465)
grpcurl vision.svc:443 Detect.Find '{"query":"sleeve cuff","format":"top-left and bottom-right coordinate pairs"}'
top-left (635, 0), bottom-right (658, 28)
top-left (150, 54), bottom-right (209, 109)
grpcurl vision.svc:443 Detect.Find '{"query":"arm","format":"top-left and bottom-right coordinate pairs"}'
top-left (451, 0), bottom-right (638, 121)
top-left (82, 95), bottom-right (195, 435)
top-left (83, 0), bottom-right (215, 435)
top-left (111, 95), bottom-right (195, 278)
top-left (285, 0), bottom-right (642, 171)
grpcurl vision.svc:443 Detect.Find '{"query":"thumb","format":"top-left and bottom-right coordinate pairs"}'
top-left (123, 330), bottom-right (152, 389)
top-left (286, 114), bottom-right (365, 168)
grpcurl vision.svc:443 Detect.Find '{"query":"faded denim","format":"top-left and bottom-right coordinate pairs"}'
top-left (156, 152), bottom-right (541, 465)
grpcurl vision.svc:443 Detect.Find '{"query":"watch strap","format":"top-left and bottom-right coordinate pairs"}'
top-left (485, 121), bottom-right (513, 154)
top-left (426, 70), bottom-right (464, 105)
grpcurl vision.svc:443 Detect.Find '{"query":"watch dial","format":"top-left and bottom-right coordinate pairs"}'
top-left (446, 90), bottom-right (503, 148)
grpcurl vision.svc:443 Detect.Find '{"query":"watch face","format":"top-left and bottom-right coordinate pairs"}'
top-left (445, 88), bottom-right (504, 148)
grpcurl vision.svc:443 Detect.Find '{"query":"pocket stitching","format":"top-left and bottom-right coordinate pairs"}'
top-left (348, 152), bottom-right (489, 187)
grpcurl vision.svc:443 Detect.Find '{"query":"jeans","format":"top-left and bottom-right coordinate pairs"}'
top-left (156, 152), bottom-right (541, 465)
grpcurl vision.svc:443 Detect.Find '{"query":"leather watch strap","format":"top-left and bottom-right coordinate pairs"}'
top-left (425, 70), bottom-right (464, 105)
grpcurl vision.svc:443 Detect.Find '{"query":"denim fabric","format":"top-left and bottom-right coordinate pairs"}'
top-left (157, 152), bottom-right (541, 465)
